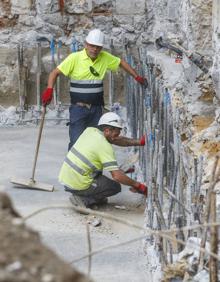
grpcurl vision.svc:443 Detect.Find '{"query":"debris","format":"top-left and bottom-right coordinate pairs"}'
top-left (12, 218), bottom-right (23, 226)
top-left (162, 259), bottom-right (188, 282)
top-left (91, 219), bottom-right (101, 227)
top-left (6, 261), bottom-right (22, 272)
top-left (87, 217), bottom-right (102, 227)
top-left (114, 205), bottom-right (127, 210)
top-left (0, 192), bottom-right (20, 217)
top-left (178, 237), bottom-right (210, 265)
top-left (42, 273), bottom-right (54, 282)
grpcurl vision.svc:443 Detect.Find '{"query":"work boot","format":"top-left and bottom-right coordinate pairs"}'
top-left (69, 195), bottom-right (90, 215)
top-left (87, 198), bottom-right (108, 210)
top-left (96, 197), bottom-right (108, 205)
top-left (69, 194), bottom-right (87, 207)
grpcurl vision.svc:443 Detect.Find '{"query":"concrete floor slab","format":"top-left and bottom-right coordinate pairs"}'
top-left (1, 125), bottom-right (149, 281)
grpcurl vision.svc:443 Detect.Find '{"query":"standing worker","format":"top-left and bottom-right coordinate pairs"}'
top-left (41, 29), bottom-right (147, 150)
top-left (59, 112), bottom-right (147, 209)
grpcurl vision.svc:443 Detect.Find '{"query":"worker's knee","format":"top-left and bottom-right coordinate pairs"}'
top-left (114, 182), bottom-right (121, 193)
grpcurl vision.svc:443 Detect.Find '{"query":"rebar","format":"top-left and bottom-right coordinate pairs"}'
top-left (124, 49), bottom-right (208, 272)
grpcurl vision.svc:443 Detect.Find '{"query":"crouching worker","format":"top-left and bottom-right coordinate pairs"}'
top-left (59, 112), bottom-right (147, 209)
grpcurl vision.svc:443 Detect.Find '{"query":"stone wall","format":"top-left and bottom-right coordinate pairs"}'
top-left (0, 0), bottom-right (149, 107)
top-left (212, 0), bottom-right (220, 100)
top-left (0, 0), bottom-right (219, 109)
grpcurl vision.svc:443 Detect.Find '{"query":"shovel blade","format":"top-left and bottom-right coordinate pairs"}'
top-left (10, 178), bottom-right (54, 192)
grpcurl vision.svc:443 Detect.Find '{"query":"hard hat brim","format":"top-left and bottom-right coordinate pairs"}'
top-left (86, 40), bottom-right (103, 47)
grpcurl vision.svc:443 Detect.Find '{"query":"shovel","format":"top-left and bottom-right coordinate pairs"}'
top-left (11, 106), bottom-right (54, 192)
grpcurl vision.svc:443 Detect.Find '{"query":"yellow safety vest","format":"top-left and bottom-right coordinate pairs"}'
top-left (57, 49), bottom-right (121, 105)
top-left (59, 127), bottom-right (119, 190)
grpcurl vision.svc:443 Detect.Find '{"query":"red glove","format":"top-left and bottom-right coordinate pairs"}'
top-left (130, 183), bottom-right (148, 196)
top-left (135, 76), bottom-right (148, 87)
top-left (136, 183), bottom-right (147, 195)
top-left (124, 166), bottom-right (135, 174)
top-left (140, 135), bottom-right (146, 146)
top-left (41, 88), bottom-right (53, 106)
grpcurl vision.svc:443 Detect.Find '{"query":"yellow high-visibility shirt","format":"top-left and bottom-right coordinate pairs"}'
top-left (59, 127), bottom-right (119, 190)
top-left (57, 48), bottom-right (121, 80)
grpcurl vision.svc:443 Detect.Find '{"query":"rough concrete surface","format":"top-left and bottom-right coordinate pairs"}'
top-left (0, 194), bottom-right (92, 282)
top-left (0, 125), bottom-right (148, 282)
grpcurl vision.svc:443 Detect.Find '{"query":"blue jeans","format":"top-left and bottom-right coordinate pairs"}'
top-left (68, 104), bottom-right (102, 150)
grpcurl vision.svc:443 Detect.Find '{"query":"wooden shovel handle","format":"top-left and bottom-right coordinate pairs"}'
top-left (31, 106), bottom-right (46, 181)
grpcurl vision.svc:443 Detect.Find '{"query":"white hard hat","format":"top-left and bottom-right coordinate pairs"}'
top-left (98, 112), bottom-right (123, 129)
top-left (86, 29), bottom-right (104, 47)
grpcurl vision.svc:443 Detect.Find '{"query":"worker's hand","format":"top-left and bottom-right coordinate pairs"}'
top-left (135, 76), bottom-right (148, 87)
top-left (41, 88), bottom-right (53, 106)
top-left (130, 183), bottom-right (148, 196)
top-left (124, 166), bottom-right (135, 174)
top-left (140, 135), bottom-right (146, 146)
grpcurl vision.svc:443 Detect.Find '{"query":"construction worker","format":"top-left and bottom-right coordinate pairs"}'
top-left (59, 112), bottom-right (147, 209)
top-left (41, 29), bottom-right (147, 150)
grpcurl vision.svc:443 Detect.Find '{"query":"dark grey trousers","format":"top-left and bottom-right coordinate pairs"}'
top-left (65, 175), bottom-right (121, 205)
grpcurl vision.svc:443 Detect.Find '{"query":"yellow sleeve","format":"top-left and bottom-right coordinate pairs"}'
top-left (98, 141), bottom-right (119, 171)
top-left (57, 53), bottom-right (76, 77)
top-left (102, 51), bottom-right (121, 72)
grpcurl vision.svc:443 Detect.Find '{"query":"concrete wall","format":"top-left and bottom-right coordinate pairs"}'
top-left (0, 0), bottom-right (219, 109)
top-left (212, 0), bottom-right (220, 99)
top-left (0, 0), bottom-right (149, 107)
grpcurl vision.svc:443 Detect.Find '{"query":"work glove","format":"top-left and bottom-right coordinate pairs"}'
top-left (130, 183), bottom-right (148, 196)
top-left (139, 135), bottom-right (146, 146)
top-left (124, 166), bottom-right (135, 174)
top-left (41, 88), bottom-right (53, 106)
top-left (135, 76), bottom-right (148, 87)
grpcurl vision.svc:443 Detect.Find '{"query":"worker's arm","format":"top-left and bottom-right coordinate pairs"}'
top-left (111, 169), bottom-right (140, 187)
top-left (41, 68), bottom-right (63, 106)
top-left (120, 59), bottom-right (147, 86)
top-left (111, 169), bottom-right (147, 195)
top-left (111, 136), bottom-right (143, 147)
top-left (47, 68), bottom-right (62, 88)
top-left (119, 59), bottom-right (138, 78)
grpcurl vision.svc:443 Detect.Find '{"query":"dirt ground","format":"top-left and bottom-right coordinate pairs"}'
top-left (0, 125), bottom-right (148, 282)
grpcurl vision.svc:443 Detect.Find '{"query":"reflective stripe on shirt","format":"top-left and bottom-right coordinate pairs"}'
top-left (70, 79), bottom-right (104, 105)
top-left (71, 147), bottom-right (97, 172)
top-left (71, 80), bottom-right (103, 84)
top-left (64, 156), bottom-right (86, 175)
top-left (70, 80), bottom-right (104, 93)
top-left (103, 161), bottom-right (118, 168)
